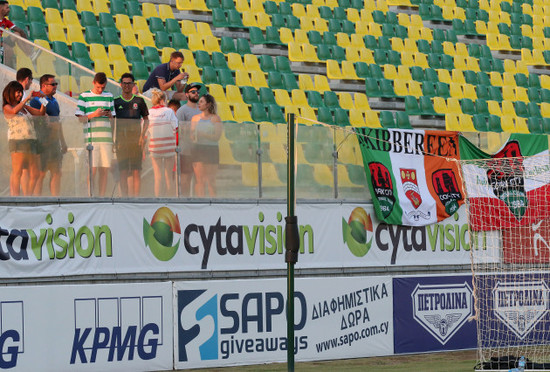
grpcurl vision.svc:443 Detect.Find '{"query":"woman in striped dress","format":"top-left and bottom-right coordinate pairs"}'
top-left (147, 89), bottom-right (178, 197)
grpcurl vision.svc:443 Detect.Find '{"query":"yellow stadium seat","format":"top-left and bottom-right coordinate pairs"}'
top-left (443, 41), bottom-right (455, 56)
top-left (63, 9), bottom-right (81, 29)
top-left (66, 24), bottom-right (86, 45)
top-left (45, 8), bottom-right (63, 27)
top-left (515, 117), bottom-right (529, 133)
top-left (306, 4), bottom-right (320, 18)
top-left (414, 52), bottom-right (429, 68)
top-left (190, 0), bottom-right (209, 11)
top-left (300, 16), bottom-right (315, 31)
top-left (233, 102), bottom-right (254, 122)
top-left (142, 3), bottom-right (159, 18)
top-left (397, 13), bottom-right (410, 27)
top-left (235, 70), bottom-right (253, 87)
top-left (391, 37), bottom-right (405, 52)
top-left (181, 49), bottom-right (195, 65)
top-left (451, 69), bottom-right (465, 84)
top-left (446, 97), bottom-right (462, 114)
top-left (475, 21), bottom-right (487, 34)
top-left (314, 75), bottom-right (330, 92)
top-left (359, 48), bottom-right (375, 63)
top-left (242, 11), bottom-right (258, 28)
top-left (420, 27), bottom-right (433, 41)
top-left (354, 93), bottom-right (370, 111)
top-left (158, 4), bottom-right (175, 20)
top-left (450, 83), bottom-right (464, 99)
top-left (115, 14), bottom-right (132, 30)
top-left (197, 22), bottom-right (214, 37)
top-left (326, 59), bottom-right (343, 80)
top-left (459, 114), bottom-right (476, 132)
top-left (407, 26), bottom-right (422, 40)
top-left (341, 60), bottom-right (359, 80)
top-left (218, 140), bottom-right (238, 165)
top-left (502, 86), bottom-right (516, 101)
top-left (314, 18), bottom-right (328, 32)
top-left (347, 8), bottom-right (360, 23)
top-left (48, 24), bottom-right (66, 43)
top-left (185, 65), bottom-right (202, 84)
top-left (345, 47), bottom-right (361, 63)
top-left (188, 34), bottom-right (205, 51)
top-left (516, 60), bottom-right (529, 75)
top-left (365, 111), bottom-right (382, 128)
top-left (132, 16), bottom-right (149, 33)
top-left (501, 100), bottom-right (516, 117)
top-left (208, 83), bottom-right (228, 104)
top-left (400, 51), bottom-right (415, 67)
top-left (250, 70), bottom-right (269, 89)
top-left (445, 114), bottom-right (460, 131)
top-left (349, 109), bottom-right (366, 127)
top-left (298, 107), bottom-right (317, 125)
top-left (227, 53), bottom-right (244, 70)
top-left (76, 0), bottom-right (92, 13)
top-left (367, 23), bottom-right (383, 37)
top-left (502, 72), bottom-right (516, 87)
top-left (225, 85), bottom-right (245, 105)
top-left (108, 44), bottom-right (128, 63)
top-left (397, 65), bottom-right (412, 80)
top-left (394, 79), bottom-right (408, 96)
top-left (256, 12), bottom-right (271, 30)
top-left (279, 28), bottom-right (294, 44)
top-left (181, 20), bottom-right (197, 36)
top-left (541, 103), bottom-right (550, 118)
top-left (463, 84), bottom-right (477, 100)
top-left (176, 0), bottom-right (192, 10)
top-left (438, 69), bottom-right (452, 84)
top-left (119, 29), bottom-right (139, 48)
top-left (408, 80), bottom-right (422, 98)
top-left (349, 34), bottom-right (364, 48)
top-left (336, 32), bottom-right (351, 48)
top-left (93, 0), bottom-right (109, 15)
top-left (298, 74), bottom-right (315, 91)
top-left (288, 42), bottom-right (304, 62)
top-left (113, 60), bottom-right (130, 81)
top-left (161, 47), bottom-right (176, 63)
top-left (218, 103), bottom-right (236, 122)
top-left (453, 56), bottom-right (467, 70)
top-left (433, 97), bottom-right (447, 115)
top-left (274, 89), bottom-right (292, 107)
top-left (384, 64), bottom-right (398, 80)
top-left (490, 72), bottom-right (503, 86)
top-left (302, 43), bottom-right (321, 62)
top-left (466, 57), bottom-right (480, 72)
top-left (94, 59), bottom-right (113, 79)
top-left (292, 3), bottom-right (306, 17)
top-left (34, 39), bottom-right (51, 50)
top-left (235, 0), bottom-right (250, 12)
top-left (337, 92), bottom-right (354, 110)
top-left (515, 87), bottom-right (529, 102)
top-left (204, 35), bottom-right (221, 53)
top-left (89, 43), bottom-right (108, 61)
top-left (453, 7), bottom-right (465, 20)
top-left (487, 100), bottom-right (502, 116)
top-left (244, 54), bottom-right (262, 71)
top-left (291, 89), bottom-right (309, 107)
top-left (137, 30), bottom-right (155, 49)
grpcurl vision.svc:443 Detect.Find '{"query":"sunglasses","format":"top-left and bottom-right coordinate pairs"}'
top-left (121, 81), bottom-right (135, 85)
top-left (187, 90), bottom-right (199, 94)
top-left (46, 83), bottom-right (58, 86)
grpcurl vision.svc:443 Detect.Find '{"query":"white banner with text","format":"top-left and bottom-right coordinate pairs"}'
top-left (0, 282), bottom-right (173, 371)
top-left (174, 276), bottom-right (393, 369)
top-left (0, 203), bottom-right (492, 278)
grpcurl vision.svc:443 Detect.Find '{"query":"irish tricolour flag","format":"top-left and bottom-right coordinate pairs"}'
top-left (459, 134), bottom-right (550, 231)
top-left (356, 128), bottom-right (463, 226)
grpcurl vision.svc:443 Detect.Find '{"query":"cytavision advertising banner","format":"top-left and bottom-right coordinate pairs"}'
top-left (393, 275), bottom-right (477, 354)
top-left (0, 203), bottom-right (492, 278)
top-left (0, 282), bottom-right (172, 371)
top-left (174, 277), bottom-right (393, 369)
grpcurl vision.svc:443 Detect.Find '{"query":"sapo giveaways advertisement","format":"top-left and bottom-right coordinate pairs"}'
top-left (0, 282), bottom-right (172, 371)
top-left (0, 203), bottom-right (493, 279)
top-left (174, 276), bottom-right (393, 369)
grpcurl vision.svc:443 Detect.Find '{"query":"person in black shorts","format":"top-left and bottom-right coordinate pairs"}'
top-left (114, 73), bottom-right (149, 197)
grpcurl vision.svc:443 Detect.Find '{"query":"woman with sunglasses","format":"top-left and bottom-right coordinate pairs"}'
top-left (190, 94), bottom-right (222, 197)
top-left (2, 80), bottom-right (46, 196)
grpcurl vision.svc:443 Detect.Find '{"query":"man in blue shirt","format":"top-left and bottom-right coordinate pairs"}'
top-left (29, 74), bottom-right (67, 196)
top-left (142, 51), bottom-right (189, 101)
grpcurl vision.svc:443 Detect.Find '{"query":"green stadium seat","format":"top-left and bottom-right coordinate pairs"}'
top-left (275, 56), bottom-right (292, 73)
top-left (143, 46), bottom-right (161, 66)
top-left (364, 35), bottom-right (377, 50)
top-left (461, 98), bottom-right (476, 115)
top-left (436, 82), bottom-right (450, 98)
top-left (201, 66), bottom-right (218, 85)
top-left (264, 1), bottom-right (278, 15)
top-left (28, 6), bottom-right (46, 25)
top-left (317, 107), bottom-right (334, 125)
top-left (334, 108), bottom-right (350, 126)
top-left (488, 115), bottom-right (502, 132)
top-left (131, 61), bottom-right (149, 80)
top-left (84, 26), bottom-right (103, 44)
top-left (365, 78), bottom-right (382, 97)
top-left (422, 81), bottom-right (437, 97)
top-left (8, 5), bottom-right (28, 27)
top-left (419, 96), bottom-right (437, 115)
top-left (528, 87), bottom-right (541, 103)
top-left (43, 0), bottom-right (59, 9)
top-left (219, 69), bottom-right (235, 86)
top-left (79, 10), bottom-right (96, 28)
top-left (489, 86), bottom-right (503, 101)
top-left (220, 37), bottom-right (237, 54)
top-left (60, 0), bottom-right (77, 11)
top-left (251, 103), bottom-right (269, 122)
top-left (148, 17), bottom-right (165, 33)
top-left (125, 46), bottom-right (143, 64)
top-left (380, 79), bottom-right (396, 98)
top-left (355, 62), bottom-right (370, 79)
top-left (154, 31), bottom-right (171, 49)
top-left (52, 41), bottom-right (71, 59)
top-left (405, 96), bottom-right (421, 115)
top-left (110, 0), bottom-right (127, 15)
top-left (99, 12), bottom-right (116, 29)
top-left (227, 9), bottom-right (244, 28)
top-left (259, 87), bottom-right (277, 105)
top-left (259, 55), bottom-right (276, 73)
top-left (30, 23), bottom-right (49, 41)
top-left (473, 115), bottom-right (488, 131)
top-left (380, 111), bottom-right (396, 128)
top-left (527, 117), bottom-right (543, 134)
top-left (249, 27), bottom-right (266, 45)
top-left (269, 105), bottom-right (286, 124)
top-left (324, 91), bottom-right (340, 108)
top-left (206, 0), bottom-right (221, 8)
top-left (527, 102), bottom-right (542, 118)
top-left (475, 99), bottom-right (489, 116)
top-left (212, 8), bottom-right (229, 27)
top-left (212, 52), bottom-right (229, 70)
top-left (127, 1), bottom-right (142, 17)
top-left (265, 26), bottom-right (283, 45)
top-left (268, 71), bottom-right (284, 90)
top-left (236, 38), bottom-right (251, 55)
top-left (396, 111), bottom-right (413, 129)
top-left (242, 86), bottom-right (259, 104)
top-left (171, 33), bottom-right (188, 50)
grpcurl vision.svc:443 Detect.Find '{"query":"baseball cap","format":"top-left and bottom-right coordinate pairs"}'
top-left (184, 82), bottom-right (202, 93)
top-left (0, 1), bottom-right (9, 5)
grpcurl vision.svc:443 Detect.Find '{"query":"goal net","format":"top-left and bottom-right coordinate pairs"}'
top-left (460, 134), bottom-right (550, 370)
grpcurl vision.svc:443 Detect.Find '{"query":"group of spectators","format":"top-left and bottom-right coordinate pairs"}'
top-left (2, 50), bottom-right (223, 198)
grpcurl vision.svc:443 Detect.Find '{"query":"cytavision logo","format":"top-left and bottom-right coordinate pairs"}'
top-left (146, 210), bottom-right (314, 269)
top-left (70, 296), bottom-right (163, 364)
top-left (0, 213), bottom-right (112, 261)
top-left (178, 289), bottom-right (307, 362)
top-left (412, 283), bottom-right (472, 344)
top-left (342, 207), bottom-right (373, 257)
top-left (0, 301), bottom-right (24, 369)
top-left (493, 280), bottom-right (549, 339)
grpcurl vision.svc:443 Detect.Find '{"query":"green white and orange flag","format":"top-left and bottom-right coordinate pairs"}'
top-left (355, 128), bottom-right (464, 226)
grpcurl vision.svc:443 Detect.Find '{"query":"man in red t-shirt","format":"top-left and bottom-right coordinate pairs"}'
top-left (0, 0), bottom-right (27, 38)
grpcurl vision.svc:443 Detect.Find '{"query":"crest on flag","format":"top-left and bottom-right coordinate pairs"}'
top-left (432, 169), bottom-right (463, 215)
top-left (368, 162), bottom-right (395, 218)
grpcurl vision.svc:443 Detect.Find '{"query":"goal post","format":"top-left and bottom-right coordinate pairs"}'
top-left (459, 134), bottom-right (550, 370)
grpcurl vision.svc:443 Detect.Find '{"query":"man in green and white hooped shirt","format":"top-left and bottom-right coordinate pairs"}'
top-left (75, 72), bottom-right (116, 197)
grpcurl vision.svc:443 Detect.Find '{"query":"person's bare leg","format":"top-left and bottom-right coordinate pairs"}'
top-left (26, 155), bottom-right (39, 197)
top-left (164, 158), bottom-right (173, 196)
top-left (50, 168), bottom-right (62, 196)
top-left (193, 162), bottom-right (205, 197)
top-left (151, 157), bottom-right (162, 197)
top-left (10, 153), bottom-right (24, 196)
top-left (119, 169), bottom-right (129, 196)
top-left (98, 167), bottom-right (108, 196)
top-left (132, 170), bottom-right (141, 197)
top-left (205, 164), bottom-right (218, 197)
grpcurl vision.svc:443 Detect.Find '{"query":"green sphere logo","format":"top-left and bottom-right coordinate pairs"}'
top-left (143, 207), bottom-right (181, 261)
top-left (342, 207), bottom-right (373, 257)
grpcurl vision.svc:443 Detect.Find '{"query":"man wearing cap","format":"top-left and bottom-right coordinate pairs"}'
top-left (141, 51), bottom-right (189, 101)
top-left (175, 83), bottom-right (202, 196)
top-left (0, 0), bottom-right (27, 38)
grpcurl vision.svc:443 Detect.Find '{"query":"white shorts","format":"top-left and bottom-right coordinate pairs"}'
top-left (142, 89), bottom-right (176, 100)
top-left (90, 142), bottom-right (113, 168)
